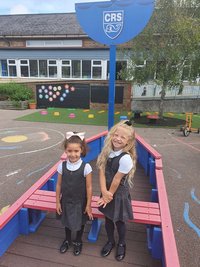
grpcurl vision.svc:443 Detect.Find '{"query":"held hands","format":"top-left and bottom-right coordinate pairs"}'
top-left (84, 205), bottom-right (93, 220)
top-left (56, 202), bottom-right (62, 215)
top-left (97, 190), bottom-right (113, 208)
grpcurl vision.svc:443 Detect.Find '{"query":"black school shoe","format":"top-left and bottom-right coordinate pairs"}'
top-left (73, 242), bottom-right (82, 256)
top-left (59, 240), bottom-right (70, 253)
top-left (101, 241), bottom-right (115, 257)
top-left (115, 243), bottom-right (126, 261)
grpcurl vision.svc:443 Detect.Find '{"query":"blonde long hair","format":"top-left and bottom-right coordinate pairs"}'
top-left (97, 120), bottom-right (137, 187)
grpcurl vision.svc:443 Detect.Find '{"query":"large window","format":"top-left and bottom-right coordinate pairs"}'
top-left (0, 58), bottom-right (106, 80)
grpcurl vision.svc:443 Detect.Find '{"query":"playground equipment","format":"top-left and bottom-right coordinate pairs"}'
top-left (88, 114), bottom-right (94, 119)
top-left (181, 113), bottom-right (200, 137)
top-left (68, 113), bottom-right (76, 119)
top-left (53, 111), bottom-right (60, 116)
top-left (0, 131), bottom-right (180, 267)
top-left (40, 110), bottom-right (48, 115)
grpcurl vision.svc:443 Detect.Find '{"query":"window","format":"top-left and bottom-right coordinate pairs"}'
top-left (82, 60), bottom-right (91, 78)
top-left (48, 60), bottom-right (57, 78)
top-left (30, 60), bottom-right (38, 77)
top-left (92, 60), bottom-right (102, 79)
top-left (72, 60), bottom-right (81, 78)
top-left (116, 61), bottom-right (127, 80)
top-left (20, 59), bottom-right (29, 77)
top-left (62, 60), bottom-right (71, 78)
top-left (8, 59), bottom-right (17, 77)
top-left (0, 60), bottom-right (8, 76)
top-left (39, 60), bottom-right (47, 77)
top-left (26, 40), bottom-right (82, 47)
top-left (107, 60), bottom-right (127, 80)
top-left (0, 58), bottom-right (109, 80)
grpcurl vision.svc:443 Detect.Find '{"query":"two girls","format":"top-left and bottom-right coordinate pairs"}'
top-left (56, 121), bottom-right (136, 261)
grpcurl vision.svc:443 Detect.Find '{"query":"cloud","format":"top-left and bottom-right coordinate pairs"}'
top-left (10, 4), bottom-right (29, 15)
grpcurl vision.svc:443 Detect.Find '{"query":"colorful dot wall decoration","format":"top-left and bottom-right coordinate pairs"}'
top-left (37, 84), bottom-right (75, 105)
top-left (36, 83), bottom-right (90, 109)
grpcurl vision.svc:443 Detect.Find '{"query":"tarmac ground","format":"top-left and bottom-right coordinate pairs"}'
top-left (0, 109), bottom-right (200, 267)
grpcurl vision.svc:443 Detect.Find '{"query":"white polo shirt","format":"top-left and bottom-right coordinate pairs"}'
top-left (109, 150), bottom-right (133, 174)
top-left (57, 158), bottom-right (92, 177)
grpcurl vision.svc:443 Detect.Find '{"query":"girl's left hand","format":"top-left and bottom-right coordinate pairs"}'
top-left (85, 206), bottom-right (93, 220)
top-left (97, 197), bottom-right (107, 208)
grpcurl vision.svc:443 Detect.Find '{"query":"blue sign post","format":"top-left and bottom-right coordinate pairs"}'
top-left (76, 0), bottom-right (154, 129)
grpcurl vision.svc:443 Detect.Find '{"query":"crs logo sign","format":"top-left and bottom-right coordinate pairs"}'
top-left (103, 10), bottom-right (124, 39)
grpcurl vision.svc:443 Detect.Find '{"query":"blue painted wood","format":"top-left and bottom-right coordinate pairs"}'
top-left (19, 208), bottom-right (29, 235)
top-left (151, 227), bottom-right (163, 260)
top-left (28, 210), bottom-right (46, 233)
top-left (136, 141), bottom-right (150, 175)
top-left (0, 214), bottom-right (19, 256)
top-left (41, 183), bottom-right (48, 190)
top-left (83, 137), bottom-right (104, 162)
top-left (151, 189), bottom-right (158, 203)
top-left (149, 157), bottom-right (156, 186)
top-left (47, 173), bottom-right (57, 191)
top-left (147, 226), bottom-right (163, 260)
top-left (147, 226), bottom-right (153, 252)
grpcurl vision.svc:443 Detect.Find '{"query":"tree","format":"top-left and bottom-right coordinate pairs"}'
top-left (120, 0), bottom-right (200, 118)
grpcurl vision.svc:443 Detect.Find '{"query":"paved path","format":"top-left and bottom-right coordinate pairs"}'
top-left (0, 109), bottom-right (200, 267)
top-left (0, 109), bottom-right (106, 210)
top-left (135, 127), bottom-right (200, 267)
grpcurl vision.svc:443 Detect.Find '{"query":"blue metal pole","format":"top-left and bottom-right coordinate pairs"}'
top-left (108, 44), bottom-right (116, 129)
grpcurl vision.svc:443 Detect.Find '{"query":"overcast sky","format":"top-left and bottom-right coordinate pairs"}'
top-left (0, 0), bottom-right (110, 15)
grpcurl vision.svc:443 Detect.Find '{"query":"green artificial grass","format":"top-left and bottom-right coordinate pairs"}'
top-left (15, 108), bottom-right (200, 129)
top-left (15, 108), bottom-right (131, 126)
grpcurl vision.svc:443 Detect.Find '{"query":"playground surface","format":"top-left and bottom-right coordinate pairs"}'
top-left (0, 109), bottom-right (200, 267)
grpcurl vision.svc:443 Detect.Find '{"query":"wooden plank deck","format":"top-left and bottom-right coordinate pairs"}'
top-left (0, 161), bottom-right (162, 267)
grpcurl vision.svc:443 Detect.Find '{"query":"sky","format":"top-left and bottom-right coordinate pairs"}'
top-left (0, 0), bottom-right (110, 15)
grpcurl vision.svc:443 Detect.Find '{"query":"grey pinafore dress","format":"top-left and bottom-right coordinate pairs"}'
top-left (60, 161), bottom-right (88, 231)
top-left (99, 153), bottom-right (133, 222)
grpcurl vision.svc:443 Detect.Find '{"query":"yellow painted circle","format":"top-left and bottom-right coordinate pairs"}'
top-left (1, 135), bottom-right (28, 143)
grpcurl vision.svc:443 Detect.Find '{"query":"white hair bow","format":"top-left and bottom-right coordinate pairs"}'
top-left (66, 131), bottom-right (85, 141)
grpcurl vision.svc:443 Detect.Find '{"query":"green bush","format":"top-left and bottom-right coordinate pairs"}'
top-left (0, 82), bottom-right (33, 101)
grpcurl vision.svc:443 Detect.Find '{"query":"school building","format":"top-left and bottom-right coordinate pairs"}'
top-left (0, 13), bottom-right (133, 110)
top-left (0, 13), bottom-right (199, 112)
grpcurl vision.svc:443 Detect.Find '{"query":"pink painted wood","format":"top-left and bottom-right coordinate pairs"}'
top-left (23, 190), bottom-right (161, 226)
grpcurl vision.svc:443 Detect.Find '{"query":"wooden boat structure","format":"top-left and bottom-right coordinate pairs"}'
top-left (0, 131), bottom-right (180, 267)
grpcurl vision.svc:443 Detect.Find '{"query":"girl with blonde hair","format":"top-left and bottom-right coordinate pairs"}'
top-left (97, 120), bottom-right (136, 261)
